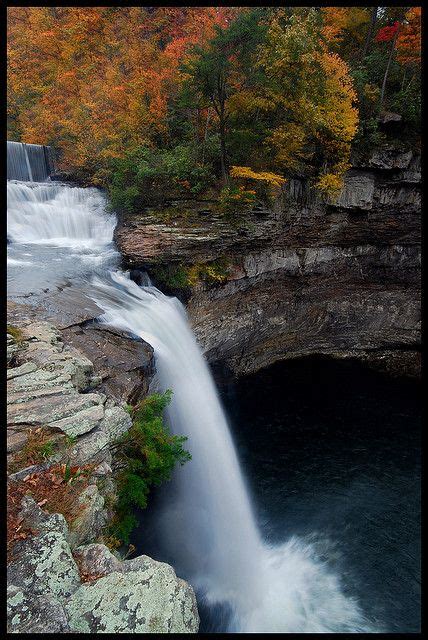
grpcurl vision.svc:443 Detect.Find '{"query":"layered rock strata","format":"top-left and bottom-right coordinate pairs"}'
top-left (116, 147), bottom-right (421, 376)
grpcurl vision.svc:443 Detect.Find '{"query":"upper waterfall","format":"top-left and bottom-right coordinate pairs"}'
top-left (7, 140), bottom-right (55, 182)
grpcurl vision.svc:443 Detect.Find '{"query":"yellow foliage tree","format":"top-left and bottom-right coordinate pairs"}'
top-left (256, 9), bottom-right (358, 200)
top-left (230, 166), bottom-right (286, 188)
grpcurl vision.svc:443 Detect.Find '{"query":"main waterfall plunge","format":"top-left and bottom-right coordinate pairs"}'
top-left (7, 180), bottom-right (373, 632)
top-left (91, 272), bottom-right (372, 632)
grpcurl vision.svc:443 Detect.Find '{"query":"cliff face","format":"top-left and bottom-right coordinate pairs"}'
top-left (116, 147), bottom-right (421, 376)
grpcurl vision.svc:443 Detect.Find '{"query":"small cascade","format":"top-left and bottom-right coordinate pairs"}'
top-left (7, 181), bottom-right (115, 249)
top-left (7, 140), bottom-right (55, 182)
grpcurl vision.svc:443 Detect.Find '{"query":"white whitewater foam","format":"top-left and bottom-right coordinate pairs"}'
top-left (7, 257), bottom-right (32, 266)
top-left (7, 180), bottom-right (116, 250)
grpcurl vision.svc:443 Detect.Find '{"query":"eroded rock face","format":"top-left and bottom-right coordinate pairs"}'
top-left (116, 148), bottom-right (421, 376)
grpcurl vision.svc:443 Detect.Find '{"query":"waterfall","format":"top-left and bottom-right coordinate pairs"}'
top-left (7, 181), bottom-right (116, 250)
top-left (8, 178), bottom-right (374, 632)
top-left (91, 271), bottom-right (373, 633)
top-left (7, 141), bottom-right (55, 182)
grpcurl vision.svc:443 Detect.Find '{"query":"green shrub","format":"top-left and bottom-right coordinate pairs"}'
top-left (151, 264), bottom-right (190, 291)
top-left (110, 391), bottom-right (191, 544)
top-left (152, 259), bottom-right (230, 291)
top-left (187, 258), bottom-right (230, 286)
top-left (108, 144), bottom-right (216, 214)
top-left (218, 185), bottom-right (257, 216)
top-left (353, 117), bottom-right (386, 155)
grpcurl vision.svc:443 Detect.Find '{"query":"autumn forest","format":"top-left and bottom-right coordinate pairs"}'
top-left (7, 6), bottom-right (421, 212)
top-left (6, 6), bottom-right (422, 634)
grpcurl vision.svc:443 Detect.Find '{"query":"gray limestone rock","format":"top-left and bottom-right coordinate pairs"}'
top-left (7, 527), bottom-right (81, 600)
top-left (7, 584), bottom-right (71, 633)
top-left (65, 554), bottom-right (199, 633)
top-left (68, 484), bottom-right (107, 549)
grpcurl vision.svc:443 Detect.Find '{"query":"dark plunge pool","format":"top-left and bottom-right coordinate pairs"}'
top-left (133, 355), bottom-right (421, 633)
top-left (216, 356), bottom-right (421, 633)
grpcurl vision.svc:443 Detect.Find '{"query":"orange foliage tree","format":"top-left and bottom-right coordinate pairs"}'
top-left (7, 7), bottom-right (235, 182)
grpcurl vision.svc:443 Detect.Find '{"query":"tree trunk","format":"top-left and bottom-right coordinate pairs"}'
top-left (361, 7), bottom-right (378, 60)
top-left (219, 110), bottom-right (228, 184)
top-left (201, 108), bottom-right (211, 165)
top-left (379, 24), bottom-right (400, 112)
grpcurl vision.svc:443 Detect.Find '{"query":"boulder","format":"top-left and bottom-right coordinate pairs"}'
top-left (7, 585), bottom-right (70, 633)
top-left (65, 554), bottom-right (199, 633)
top-left (7, 522), bottom-right (81, 600)
top-left (73, 543), bottom-right (122, 577)
top-left (67, 484), bottom-right (107, 549)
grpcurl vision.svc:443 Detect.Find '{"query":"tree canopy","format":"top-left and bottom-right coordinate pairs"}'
top-left (8, 6), bottom-right (421, 204)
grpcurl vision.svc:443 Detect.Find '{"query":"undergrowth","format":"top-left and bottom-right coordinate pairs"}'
top-left (7, 462), bottom-right (94, 562)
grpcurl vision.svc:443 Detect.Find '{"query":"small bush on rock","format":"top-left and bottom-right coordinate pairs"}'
top-left (110, 391), bottom-right (191, 544)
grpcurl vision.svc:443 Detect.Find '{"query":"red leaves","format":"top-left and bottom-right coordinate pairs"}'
top-left (375, 22), bottom-right (399, 43)
top-left (7, 462), bottom-right (94, 562)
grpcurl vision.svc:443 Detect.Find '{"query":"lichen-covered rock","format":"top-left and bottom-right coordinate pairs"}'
top-left (67, 425), bottom-right (112, 466)
top-left (103, 405), bottom-right (132, 438)
top-left (19, 321), bottom-right (97, 391)
top-left (65, 554), bottom-right (199, 633)
top-left (7, 498), bottom-right (199, 633)
top-left (7, 332), bottom-right (23, 365)
top-left (7, 391), bottom-right (105, 428)
top-left (73, 543), bottom-right (122, 577)
top-left (18, 495), bottom-right (69, 536)
top-left (68, 484), bottom-right (107, 549)
top-left (8, 524), bottom-right (81, 600)
top-left (50, 402), bottom-right (106, 437)
top-left (7, 361), bottom-right (38, 379)
top-left (7, 584), bottom-right (70, 633)
top-left (7, 321), bottom-right (134, 466)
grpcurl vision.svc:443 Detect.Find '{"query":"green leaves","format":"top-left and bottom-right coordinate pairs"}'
top-left (108, 143), bottom-right (216, 213)
top-left (110, 391), bottom-right (191, 544)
